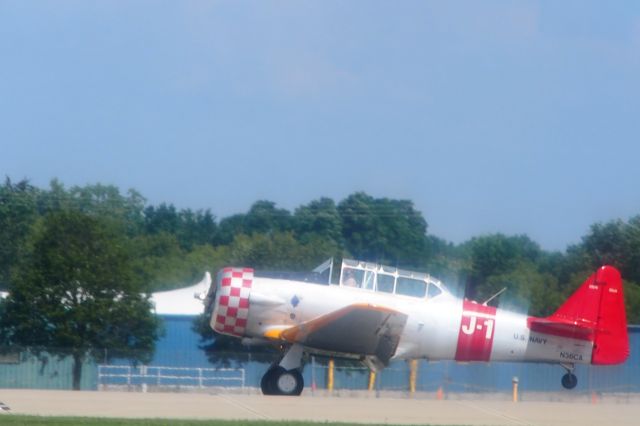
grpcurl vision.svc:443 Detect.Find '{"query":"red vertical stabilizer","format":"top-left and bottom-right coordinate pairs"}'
top-left (528, 266), bottom-right (629, 365)
top-left (589, 266), bottom-right (629, 364)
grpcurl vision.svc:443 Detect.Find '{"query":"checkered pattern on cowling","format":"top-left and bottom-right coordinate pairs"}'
top-left (213, 267), bottom-right (253, 337)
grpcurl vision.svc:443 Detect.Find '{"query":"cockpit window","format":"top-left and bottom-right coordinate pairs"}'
top-left (376, 273), bottom-right (395, 293)
top-left (427, 281), bottom-right (442, 298)
top-left (362, 270), bottom-right (375, 290)
top-left (396, 277), bottom-right (427, 298)
top-left (339, 259), bottom-right (448, 298)
top-left (341, 267), bottom-right (363, 287)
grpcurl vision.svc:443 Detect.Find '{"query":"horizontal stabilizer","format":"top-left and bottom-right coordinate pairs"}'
top-left (527, 317), bottom-right (593, 340)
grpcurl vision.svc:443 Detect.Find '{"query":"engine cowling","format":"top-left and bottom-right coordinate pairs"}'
top-left (210, 267), bottom-right (254, 337)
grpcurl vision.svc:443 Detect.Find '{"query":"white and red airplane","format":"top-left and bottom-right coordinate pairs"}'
top-left (203, 259), bottom-right (629, 395)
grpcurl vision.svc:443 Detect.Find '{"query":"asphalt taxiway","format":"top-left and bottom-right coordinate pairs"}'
top-left (1, 389), bottom-right (639, 425)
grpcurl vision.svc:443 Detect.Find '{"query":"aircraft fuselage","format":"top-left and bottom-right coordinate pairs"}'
top-left (208, 262), bottom-right (627, 395)
top-left (214, 275), bottom-right (593, 366)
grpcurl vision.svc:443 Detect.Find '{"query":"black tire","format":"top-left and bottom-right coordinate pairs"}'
top-left (561, 373), bottom-right (578, 390)
top-left (272, 368), bottom-right (304, 396)
top-left (260, 366), bottom-right (279, 395)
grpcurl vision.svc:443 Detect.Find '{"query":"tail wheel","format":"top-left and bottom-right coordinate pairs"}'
top-left (561, 373), bottom-right (578, 389)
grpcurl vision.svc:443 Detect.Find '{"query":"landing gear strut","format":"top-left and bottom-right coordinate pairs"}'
top-left (560, 363), bottom-right (577, 390)
top-left (260, 344), bottom-right (305, 396)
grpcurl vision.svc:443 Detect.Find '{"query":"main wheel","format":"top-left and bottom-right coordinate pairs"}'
top-left (273, 368), bottom-right (304, 396)
top-left (561, 373), bottom-right (578, 390)
top-left (260, 366), bottom-right (280, 395)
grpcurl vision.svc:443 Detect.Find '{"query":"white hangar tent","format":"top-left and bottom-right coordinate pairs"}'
top-left (0, 274), bottom-right (213, 315)
top-left (150, 272), bottom-right (211, 317)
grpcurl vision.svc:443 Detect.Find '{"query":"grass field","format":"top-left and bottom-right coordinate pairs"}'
top-left (0, 418), bottom-right (419, 426)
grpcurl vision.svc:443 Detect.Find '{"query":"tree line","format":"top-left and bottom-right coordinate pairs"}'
top-left (2, 177), bottom-right (639, 319)
top-left (1, 177), bottom-right (639, 386)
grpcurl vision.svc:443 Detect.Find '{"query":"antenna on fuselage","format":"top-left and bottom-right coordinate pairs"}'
top-left (312, 257), bottom-right (334, 284)
top-left (482, 287), bottom-right (507, 306)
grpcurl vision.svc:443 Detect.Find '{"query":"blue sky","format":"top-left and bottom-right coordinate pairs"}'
top-left (1, 1), bottom-right (640, 251)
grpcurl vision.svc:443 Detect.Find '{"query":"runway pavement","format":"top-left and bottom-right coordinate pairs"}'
top-left (1, 389), bottom-right (639, 425)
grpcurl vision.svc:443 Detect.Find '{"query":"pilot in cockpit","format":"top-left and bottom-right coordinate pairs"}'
top-left (343, 268), bottom-right (358, 287)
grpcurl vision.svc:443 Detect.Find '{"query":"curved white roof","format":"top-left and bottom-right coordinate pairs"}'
top-left (150, 272), bottom-right (211, 316)
top-left (0, 274), bottom-right (213, 317)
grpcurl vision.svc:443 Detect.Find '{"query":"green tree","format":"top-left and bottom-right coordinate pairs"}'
top-left (144, 203), bottom-right (181, 235)
top-left (131, 233), bottom-right (229, 291)
top-left (215, 214), bottom-right (246, 245)
top-left (461, 234), bottom-right (542, 300)
top-left (130, 232), bottom-right (185, 290)
top-left (144, 204), bottom-right (218, 250)
top-left (338, 192), bottom-right (428, 266)
top-left (227, 232), bottom-right (336, 271)
top-left (243, 200), bottom-right (292, 235)
top-left (215, 201), bottom-right (292, 246)
top-left (423, 235), bottom-right (466, 292)
top-left (0, 178), bottom-right (40, 288)
top-left (0, 210), bottom-right (160, 390)
top-left (68, 183), bottom-right (146, 231)
top-left (177, 209), bottom-right (217, 249)
top-left (623, 281), bottom-right (640, 324)
top-left (294, 197), bottom-right (342, 245)
top-left (482, 262), bottom-right (562, 316)
top-left (36, 178), bottom-right (72, 213)
top-left (561, 217), bottom-right (640, 322)
top-left (577, 217), bottom-right (640, 283)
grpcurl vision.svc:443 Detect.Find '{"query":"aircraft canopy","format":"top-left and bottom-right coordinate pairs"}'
top-left (339, 259), bottom-right (447, 299)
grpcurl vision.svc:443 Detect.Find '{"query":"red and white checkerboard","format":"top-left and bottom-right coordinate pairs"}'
top-left (213, 267), bottom-right (253, 336)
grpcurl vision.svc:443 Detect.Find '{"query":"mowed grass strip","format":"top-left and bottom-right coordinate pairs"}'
top-left (0, 418), bottom-right (290, 426)
top-left (0, 417), bottom-right (446, 426)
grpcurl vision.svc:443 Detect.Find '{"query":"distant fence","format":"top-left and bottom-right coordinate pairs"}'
top-left (97, 365), bottom-right (245, 389)
top-left (1, 349), bottom-right (639, 397)
top-left (2, 327), bottom-right (639, 397)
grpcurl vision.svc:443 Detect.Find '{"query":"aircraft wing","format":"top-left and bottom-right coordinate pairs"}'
top-left (265, 304), bottom-right (408, 365)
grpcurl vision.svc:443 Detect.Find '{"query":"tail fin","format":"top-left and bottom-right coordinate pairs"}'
top-left (549, 266), bottom-right (629, 364)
